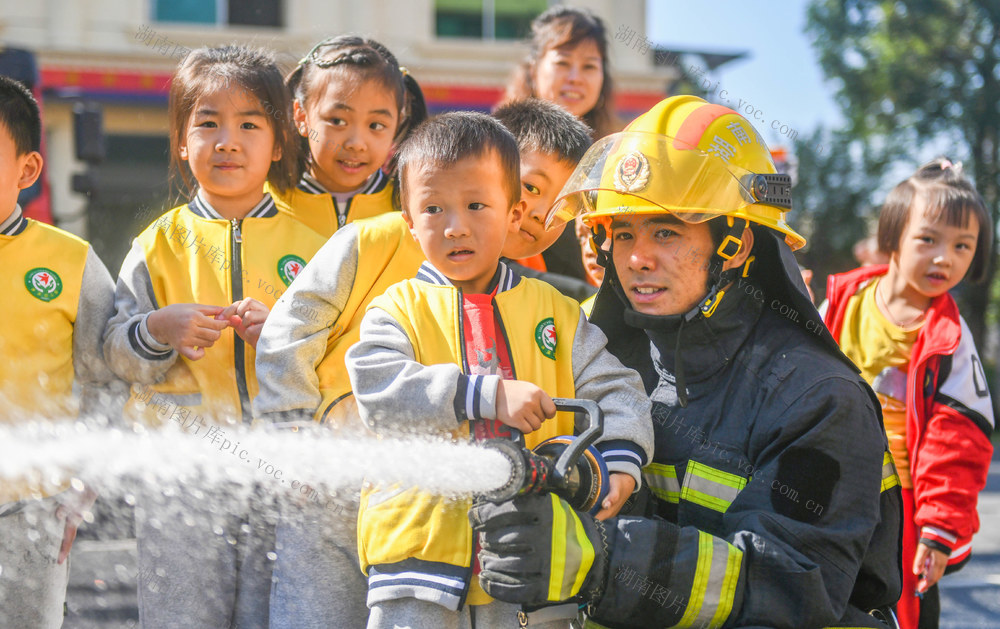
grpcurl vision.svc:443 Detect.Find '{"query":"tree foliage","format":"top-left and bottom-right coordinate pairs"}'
top-left (792, 127), bottom-right (896, 302)
top-left (806, 0), bottom-right (1000, 346)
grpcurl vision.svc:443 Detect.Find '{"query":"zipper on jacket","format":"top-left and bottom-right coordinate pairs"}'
top-left (339, 197), bottom-right (351, 228)
top-left (231, 218), bottom-right (252, 424)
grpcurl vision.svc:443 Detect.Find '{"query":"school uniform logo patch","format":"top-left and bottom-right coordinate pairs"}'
top-left (534, 317), bottom-right (557, 359)
top-left (25, 267), bottom-right (62, 302)
top-left (277, 255), bottom-right (307, 287)
top-left (613, 151), bottom-right (650, 193)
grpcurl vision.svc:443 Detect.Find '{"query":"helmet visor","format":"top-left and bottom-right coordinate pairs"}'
top-left (546, 131), bottom-right (781, 229)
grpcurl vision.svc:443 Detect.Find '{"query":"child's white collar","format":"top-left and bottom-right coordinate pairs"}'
top-left (0, 204), bottom-right (25, 236)
top-left (189, 191), bottom-right (276, 220)
top-left (415, 260), bottom-right (518, 294)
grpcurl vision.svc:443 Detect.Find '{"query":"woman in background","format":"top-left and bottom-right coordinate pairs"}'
top-left (503, 5), bottom-right (619, 281)
top-left (504, 5), bottom-right (619, 139)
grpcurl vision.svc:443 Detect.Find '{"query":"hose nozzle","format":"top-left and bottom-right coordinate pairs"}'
top-left (481, 398), bottom-right (609, 515)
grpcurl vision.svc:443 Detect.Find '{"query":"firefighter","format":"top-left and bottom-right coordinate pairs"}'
top-left (470, 95), bottom-right (903, 628)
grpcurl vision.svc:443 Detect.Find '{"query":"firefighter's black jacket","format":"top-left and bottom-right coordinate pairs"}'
top-left (585, 231), bottom-right (902, 628)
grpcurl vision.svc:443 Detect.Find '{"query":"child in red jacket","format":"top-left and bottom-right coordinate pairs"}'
top-left (823, 158), bottom-right (994, 629)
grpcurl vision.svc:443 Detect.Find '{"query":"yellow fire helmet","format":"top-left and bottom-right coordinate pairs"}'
top-left (546, 95), bottom-right (806, 251)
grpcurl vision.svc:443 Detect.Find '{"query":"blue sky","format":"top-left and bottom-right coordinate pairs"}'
top-left (642, 0), bottom-right (843, 150)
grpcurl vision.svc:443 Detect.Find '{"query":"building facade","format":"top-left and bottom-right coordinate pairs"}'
top-left (0, 0), bottom-right (676, 268)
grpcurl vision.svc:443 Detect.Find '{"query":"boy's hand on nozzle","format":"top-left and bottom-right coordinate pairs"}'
top-left (147, 304), bottom-right (229, 361)
top-left (218, 298), bottom-right (269, 349)
top-left (496, 380), bottom-right (556, 433)
top-left (594, 472), bottom-right (635, 521)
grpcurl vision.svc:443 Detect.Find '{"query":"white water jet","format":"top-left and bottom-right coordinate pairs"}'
top-left (0, 420), bottom-right (513, 506)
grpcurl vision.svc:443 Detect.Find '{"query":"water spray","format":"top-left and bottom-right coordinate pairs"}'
top-left (0, 400), bottom-right (610, 513)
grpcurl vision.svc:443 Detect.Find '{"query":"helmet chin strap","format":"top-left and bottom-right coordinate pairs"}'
top-left (669, 217), bottom-right (747, 406)
top-left (695, 217), bottom-right (748, 320)
top-left (592, 223), bottom-right (611, 270)
top-left (598, 216), bottom-right (749, 408)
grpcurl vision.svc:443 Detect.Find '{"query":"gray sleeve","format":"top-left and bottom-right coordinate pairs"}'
top-left (570, 314), bottom-right (653, 488)
top-left (102, 240), bottom-right (178, 384)
top-left (72, 247), bottom-right (129, 419)
top-left (346, 306), bottom-right (501, 435)
top-left (254, 224), bottom-right (360, 420)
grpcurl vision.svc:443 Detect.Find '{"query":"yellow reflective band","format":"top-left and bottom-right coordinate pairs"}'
top-left (666, 534), bottom-right (743, 629)
top-left (693, 537), bottom-right (742, 629)
top-left (569, 500), bottom-right (595, 598)
top-left (558, 498), bottom-right (582, 600)
top-left (673, 531), bottom-right (714, 627)
top-left (645, 463), bottom-right (680, 504)
top-left (549, 493), bottom-right (568, 601)
top-left (707, 541), bottom-right (743, 628)
top-left (681, 461), bottom-right (748, 513)
top-left (882, 450), bottom-right (900, 492)
top-left (548, 494), bottom-right (595, 601)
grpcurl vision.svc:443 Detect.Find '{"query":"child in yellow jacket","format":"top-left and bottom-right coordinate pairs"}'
top-left (0, 75), bottom-right (116, 629)
top-left (266, 35), bottom-right (428, 237)
top-left (256, 99), bottom-right (597, 627)
top-left (346, 111), bottom-right (653, 627)
top-left (102, 46), bottom-right (326, 628)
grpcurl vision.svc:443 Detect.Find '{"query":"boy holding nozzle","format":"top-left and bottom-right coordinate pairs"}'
top-left (345, 111), bottom-right (652, 628)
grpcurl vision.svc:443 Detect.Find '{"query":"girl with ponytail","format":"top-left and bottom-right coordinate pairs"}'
top-left (272, 35), bottom-right (427, 237)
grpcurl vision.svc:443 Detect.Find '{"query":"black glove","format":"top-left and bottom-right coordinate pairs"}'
top-left (469, 493), bottom-right (609, 607)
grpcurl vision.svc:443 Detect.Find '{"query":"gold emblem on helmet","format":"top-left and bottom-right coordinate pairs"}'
top-left (613, 151), bottom-right (650, 193)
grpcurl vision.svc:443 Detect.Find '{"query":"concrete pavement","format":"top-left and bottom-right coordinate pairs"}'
top-left (939, 461), bottom-right (1000, 629)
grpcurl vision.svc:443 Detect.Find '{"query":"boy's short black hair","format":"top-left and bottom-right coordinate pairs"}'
top-left (396, 111), bottom-right (521, 208)
top-left (492, 98), bottom-right (593, 165)
top-left (0, 75), bottom-right (41, 155)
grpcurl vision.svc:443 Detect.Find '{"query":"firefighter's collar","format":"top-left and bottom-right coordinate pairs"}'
top-left (631, 287), bottom-right (763, 384)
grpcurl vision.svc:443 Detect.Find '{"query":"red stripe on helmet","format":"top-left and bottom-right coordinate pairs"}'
top-left (672, 103), bottom-right (737, 150)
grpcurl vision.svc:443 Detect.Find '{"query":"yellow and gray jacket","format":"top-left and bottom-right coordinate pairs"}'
top-left (345, 261), bottom-right (653, 610)
top-left (253, 214), bottom-right (600, 426)
top-left (0, 205), bottom-right (119, 503)
top-left (267, 170), bottom-right (393, 238)
top-left (254, 211), bottom-right (425, 426)
top-left (103, 193), bottom-right (326, 425)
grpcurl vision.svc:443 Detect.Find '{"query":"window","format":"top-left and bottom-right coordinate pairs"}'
top-left (87, 135), bottom-right (171, 274)
top-left (435, 0), bottom-right (549, 40)
top-left (153, 0), bottom-right (283, 28)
